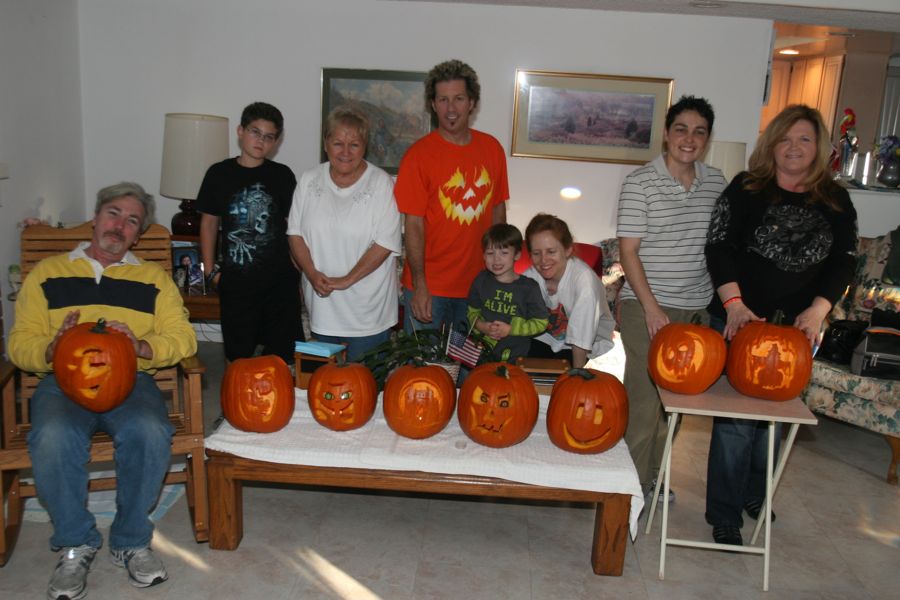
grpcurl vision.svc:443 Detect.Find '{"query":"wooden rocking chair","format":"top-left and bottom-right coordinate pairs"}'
top-left (0, 222), bottom-right (209, 566)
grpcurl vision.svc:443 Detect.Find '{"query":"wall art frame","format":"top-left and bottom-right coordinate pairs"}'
top-left (511, 69), bottom-right (674, 165)
top-left (321, 68), bottom-right (432, 175)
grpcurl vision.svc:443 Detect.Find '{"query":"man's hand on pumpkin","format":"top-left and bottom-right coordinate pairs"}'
top-left (105, 320), bottom-right (152, 359)
top-left (45, 309), bottom-right (81, 363)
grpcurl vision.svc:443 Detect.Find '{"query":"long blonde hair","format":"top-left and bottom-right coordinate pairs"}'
top-left (744, 105), bottom-right (842, 210)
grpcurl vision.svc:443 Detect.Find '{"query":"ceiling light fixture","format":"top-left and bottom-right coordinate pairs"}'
top-left (560, 187), bottom-right (582, 200)
top-left (689, 1), bottom-right (724, 8)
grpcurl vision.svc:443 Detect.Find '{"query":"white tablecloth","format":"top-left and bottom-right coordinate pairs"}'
top-left (207, 382), bottom-right (644, 538)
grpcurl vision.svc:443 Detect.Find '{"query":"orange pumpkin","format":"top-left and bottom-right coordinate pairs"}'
top-left (457, 362), bottom-right (538, 448)
top-left (383, 363), bottom-right (456, 439)
top-left (221, 355), bottom-right (295, 432)
top-left (308, 362), bottom-right (377, 431)
top-left (648, 317), bottom-right (726, 394)
top-left (53, 319), bottom-right (137, 412)
top-left (726, 311), bottom-right (813, 401)
top-left (547, 368), bottom-right (628, 454)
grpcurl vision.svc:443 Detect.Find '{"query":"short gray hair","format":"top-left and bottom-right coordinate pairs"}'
top-left (95, 182), bottom-right (156, 233)
top-left (323, 106), bottom-right (370, 147)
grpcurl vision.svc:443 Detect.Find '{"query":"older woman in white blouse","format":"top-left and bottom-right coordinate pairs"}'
top-left (287, 107), bottom-right (401, 361)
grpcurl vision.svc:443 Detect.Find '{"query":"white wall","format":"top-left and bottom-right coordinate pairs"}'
top-left (0, 0), bottom-right (84, 337)
top-left (76, 0), bottom-right (772, 245)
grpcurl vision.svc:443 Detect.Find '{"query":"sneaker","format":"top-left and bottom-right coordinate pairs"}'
top-left (712, 525), bottom-right (743, 546)
top-left (744, 498), bottom-right (776, 522)
top-left (110, 547), bottom-right (168, 588)
top-left (646, 479), bottom-right (676, 503)
top-left (47, 544), bottom-right (97, 600)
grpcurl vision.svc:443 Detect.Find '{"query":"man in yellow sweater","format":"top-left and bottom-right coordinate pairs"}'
top-left (9, 182), bottom-right (196, 600)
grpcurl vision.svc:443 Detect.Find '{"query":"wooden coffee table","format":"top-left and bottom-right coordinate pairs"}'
top-left (206, 449), bottom-right (632, 575)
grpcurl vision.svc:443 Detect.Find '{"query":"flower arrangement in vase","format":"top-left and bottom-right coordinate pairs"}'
top-left (875, 135), bottom-right (900, 188)
top-left (835, 108), bottom-right (858, 179)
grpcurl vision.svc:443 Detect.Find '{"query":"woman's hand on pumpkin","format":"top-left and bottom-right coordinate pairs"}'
top-left (45, 310), bottom-right (80, 363)
top-left (794, 299), bottom-right (831, 347)
top-left (643, 304), bottom-right (670, 338)
top-left (723, 301), bottom-right (763, 340)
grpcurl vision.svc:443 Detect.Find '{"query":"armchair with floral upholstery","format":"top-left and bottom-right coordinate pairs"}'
top-left (800, 229), bottom-right (900, 484)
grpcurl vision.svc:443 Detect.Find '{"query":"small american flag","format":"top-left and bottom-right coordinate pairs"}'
top-left (446, 329), bottom-right (482, 368)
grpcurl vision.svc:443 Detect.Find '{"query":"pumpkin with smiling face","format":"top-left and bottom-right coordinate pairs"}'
top-left (457, 363), bottom-right (538, 448)
top-left (221, 355), bottom-right (295, 433)
top-left (546, 368), bottom-right (628, 454)
top-left (308, 362), bottom-right (377, 431)
top-left (383, 363), bottom-right (456, 439)
top-left (53, 319), bottom-right (137, 413)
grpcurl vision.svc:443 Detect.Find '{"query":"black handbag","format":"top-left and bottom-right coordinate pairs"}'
top-left (817, 320), bottom-right (868, 364)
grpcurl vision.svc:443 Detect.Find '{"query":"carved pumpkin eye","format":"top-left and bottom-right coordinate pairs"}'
top-left (479, 393), bottom-right (489, 404)
top-left (307, 362), bottom-right (377, 431)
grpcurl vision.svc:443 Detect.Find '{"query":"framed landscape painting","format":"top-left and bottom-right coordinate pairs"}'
top-left (511, 69), bottom-right (673, 165)
top-left (321, 68), bottom-right (432, 174)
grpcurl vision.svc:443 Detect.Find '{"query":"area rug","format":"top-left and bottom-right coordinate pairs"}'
top-left (22, 465), bottom-right (186, 525)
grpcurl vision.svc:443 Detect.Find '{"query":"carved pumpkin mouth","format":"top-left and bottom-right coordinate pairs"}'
top-left (562, 423), bottom-right (612, 450)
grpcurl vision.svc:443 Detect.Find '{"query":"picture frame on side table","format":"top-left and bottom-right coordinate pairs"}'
top-left (511, 69), bottom-right (673, 165)
top-left (321, 68), bottom-right (433, 175)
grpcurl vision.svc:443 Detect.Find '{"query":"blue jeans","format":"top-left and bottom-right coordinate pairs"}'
top-left (313, 329), bottom-right (393, 362)
top-left (401, 288), bottom-right (468, 335)
top-left (27, 373), bottom-right (174, 551)
top-left (704, 313), bottom-right (782, 527)
top-left (705, 418), bottom-right (782, 527)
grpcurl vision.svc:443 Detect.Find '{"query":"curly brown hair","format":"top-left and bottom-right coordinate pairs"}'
top-left (424, 60), bottom-right (480, 117)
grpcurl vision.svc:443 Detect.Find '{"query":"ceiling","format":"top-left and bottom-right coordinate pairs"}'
top-left (400, 0), bottom-right (900, 33)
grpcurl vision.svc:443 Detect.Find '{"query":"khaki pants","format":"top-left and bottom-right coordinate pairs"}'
top-left (618, 299), bottom-right (709, 493)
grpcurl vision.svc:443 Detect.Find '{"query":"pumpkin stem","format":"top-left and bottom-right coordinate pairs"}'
top-left (568, 368), bottom-right (596, 380)
top-left (771, 309), bottom-right (786, 325)
top-left (90, 319), bottom-right (109, 334)
top-left (495, 364), bottom-right (511, 379)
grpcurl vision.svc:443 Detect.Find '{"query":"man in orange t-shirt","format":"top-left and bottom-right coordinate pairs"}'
top-left (395, 59), bottom-right (509, 333)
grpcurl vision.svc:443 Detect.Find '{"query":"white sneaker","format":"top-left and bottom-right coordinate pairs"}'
top-left (647, 479), bottom-right (676, 503)
top-left (110, 547), bottom-right (168, 588)
top-left (47, 544), bottom-right (97, 600)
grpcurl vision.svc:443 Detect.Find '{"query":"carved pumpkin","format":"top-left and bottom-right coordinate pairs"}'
top-left (457, 362), bottom-right (538, 448)
top-left (648, 316), bottom-right (727, 394)
top-left (383, 363), bottom-right (456, 439)
top-left (53, 319), bottom-right (137, 412)
top-left (221, 355), bottom-right (295, 432)
top-left (547, 368), bottom-right (628, 454)
top-left (308, 362), bottom-right (377, 431)
top-left (726, 311), bottom-right (813, 401)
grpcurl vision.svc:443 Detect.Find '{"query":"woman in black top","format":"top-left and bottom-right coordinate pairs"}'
top-left (704, 105), bottom-right (858, 546)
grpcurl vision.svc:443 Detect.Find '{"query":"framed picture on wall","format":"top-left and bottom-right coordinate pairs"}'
top-left (511, 69), bottom-right (674, 165)
top-left (321, 68), bottom-right (433, 175)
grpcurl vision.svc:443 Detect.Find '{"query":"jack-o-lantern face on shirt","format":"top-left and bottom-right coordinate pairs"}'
top-left (438, 166), bottom-right (493, 225)
top-left (308, 362), bottom-right (377, 431)
top-left (457, 363), bottom-right (538, 448)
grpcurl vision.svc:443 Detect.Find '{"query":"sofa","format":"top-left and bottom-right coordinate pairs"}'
top-left (800, 230), bottom-right (900, 484)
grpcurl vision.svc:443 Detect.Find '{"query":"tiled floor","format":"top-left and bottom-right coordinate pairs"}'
top-left (2, 341), bottom-right (898, 599)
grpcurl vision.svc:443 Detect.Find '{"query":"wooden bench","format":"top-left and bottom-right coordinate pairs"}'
top-left (206, 450), bottom-right (631, 576)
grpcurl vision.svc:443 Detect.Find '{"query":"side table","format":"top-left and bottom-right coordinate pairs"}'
top-left (645, 376), bottom-right (817, 591)
top-left (180, 291), bottom-right (220, 321)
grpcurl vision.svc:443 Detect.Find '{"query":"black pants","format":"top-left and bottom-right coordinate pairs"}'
top-left (218, 270), bottom-right (303, 364)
